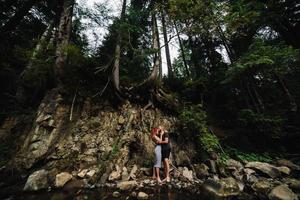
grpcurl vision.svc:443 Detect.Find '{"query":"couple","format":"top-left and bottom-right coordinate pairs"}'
top-left (151, 125), bottom-right (171, 183)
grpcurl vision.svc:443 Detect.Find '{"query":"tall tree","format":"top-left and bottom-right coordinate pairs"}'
top-left (161, 12), bottom-right (173, 78)
top-left (112, 0), bottom-right (127, 95)
top-left (147, 13), bottom-right (160, 83)
top-left (54, 0), bottom-right (75, 86)
top-left (174, 22), bottom-right (190, 77)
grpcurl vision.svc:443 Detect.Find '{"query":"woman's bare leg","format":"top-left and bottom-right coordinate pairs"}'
top-left (155, 167), bottom-right (162, 183)
top-left (152, 167), bottom-right (156, 179)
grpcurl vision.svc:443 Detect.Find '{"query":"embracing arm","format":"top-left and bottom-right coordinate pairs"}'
top-left (152, 135), bottom-right (162, 144)
top-left (159, 137), bottom-right (169, 144)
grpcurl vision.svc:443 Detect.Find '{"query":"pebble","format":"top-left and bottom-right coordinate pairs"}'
top-left (137, 191), bottom-right (149, 200)
top-left (112, 191), bottom-right (121, 198)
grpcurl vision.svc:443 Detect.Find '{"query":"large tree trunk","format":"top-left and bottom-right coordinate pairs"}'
top-left (147, 14), bottom-right (160, 83)
top-left (188, 35), bottom-right (201, 77)
top-left (161, 12), bottom-right (173, 79)
top-left (54, 0), bottom-right (75, 87)
top-left (16, 22), bottom-right (55, 104)
top-left (112, 0), bottom-right (127, 94)
top-left (174, 22), bottom-right (190, 77)
top-left (216, 24), bottom-right (234, 63)
top-left (0, 0), bottom-right (40, 34)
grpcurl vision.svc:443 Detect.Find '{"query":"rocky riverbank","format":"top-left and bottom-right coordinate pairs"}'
top-left (0, 94), bottom-right (299, 200)
top-left (1, 158), bottom-right (300, 200)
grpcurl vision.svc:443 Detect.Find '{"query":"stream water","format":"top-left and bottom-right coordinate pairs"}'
top-left (1, 185), bottom-right (205, 200)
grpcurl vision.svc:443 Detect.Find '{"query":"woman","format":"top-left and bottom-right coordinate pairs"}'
top-left (160, 128), bottom-right (171, 182)
top-left (151, 126), bottom-right (163, 183)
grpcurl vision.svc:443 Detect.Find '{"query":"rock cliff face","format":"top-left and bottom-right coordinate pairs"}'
top-left (4, 89), bottom-right (196, 183)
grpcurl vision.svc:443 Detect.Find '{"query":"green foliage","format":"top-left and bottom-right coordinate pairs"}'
top-left (237, 109), bottom-right (285, 138)
top-left (199, 132), bottom-right (220, 154)
top-left (179, 105), bottom-right (221, 153)
top-left (224, 147), bottom-right (273, 163)
top-left (224, 39), bottom-right (300, 83)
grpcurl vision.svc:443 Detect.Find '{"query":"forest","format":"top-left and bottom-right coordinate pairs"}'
top-left (0, 0), bottom-right (300, 200)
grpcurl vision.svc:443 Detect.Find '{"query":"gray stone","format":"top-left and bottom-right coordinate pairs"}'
top-left (137, 192), bottom-right (149, 200)
top-left (277, 159), bottom-right (300, 170)
top-left (245, 162), bottom-right (281, 178)
top-left (112, 191), bottom-right (121, 198)
top-left (194, 163), bottom-right (209, 178)
top-left (277, 166), bottom-right (291, 175)
top-left (268, 185), bottom-right (298, 200)
top-left (181, 167), bottom-right (193, 181)
top-left (117, 180), bottom-right (138, 191)
top-left (252, 179), bottom-right (273, 195)
top-left (23, 169), bottom-right (48, 191)
top-left (86, 169), bottom-right (96, 178)
top-left (285, 179), bottom-right (300, 193)
top-left (55, 172), bottom-right (72, 188)
top-left (201, 177), bottom-right (242, 198)
top-left (226, 159), bottom-right (243, 171)
top-left (140, 168), bottom-right (152, 176)
top-left (118, 116), bottom-right (126, 124)
top-left (78, 169), bottom-right (88, 178)
top-left (109, 165), bottom-right (122, 181)
top-left (122, 167), bottom-right (130, 181)
top-left (131, 191), bottom-right (137, 197)
top-left (129, 165), bottom-right (138, 180)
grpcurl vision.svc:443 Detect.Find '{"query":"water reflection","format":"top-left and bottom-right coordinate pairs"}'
top-left (2, 185), bottom-right (202, 200)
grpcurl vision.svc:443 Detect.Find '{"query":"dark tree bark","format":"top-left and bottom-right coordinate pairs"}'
top-left (216, 24), bottom-right (234, 63)
top-left (174, 22), bottom-right (190, 77)
top-left (147, 13), bottom-right (160, 83)
top-left (54, 0), bottom-right (75, 86)
top-left (0, 0), bottom-right (40, 34)
top-left (112, 0), bottom-right (127, 94)
top-left (161, 12), bottom-right (173, 79)
top-left (188, 35), bottom-right (201, 77)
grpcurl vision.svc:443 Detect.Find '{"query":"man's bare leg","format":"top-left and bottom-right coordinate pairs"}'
top-left (155, 167), bottom-right (162, 183)
top-left (162, 159), bottom-right (170, 182)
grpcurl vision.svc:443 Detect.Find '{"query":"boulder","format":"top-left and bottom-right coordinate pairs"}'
top-left (122, 167), bottom-right (130, 181)
top-left (77, 169), bottom-right (88, 178)
top-left (245, 162), bottom-right (280, 178)
top-left (201, 177), bottom-right (242, 198)
top-left (55, 172), bottom-right (72, 188)
top-left (285, 179), bottom-right (300, 193)
top-left (129, 165), bottom-right (138, 180)
top-left (277, 159), bottom-right (300, 170)
top-left (109, 165), bottom-right (122, 181)
top-left (181, 167), bottom-right (193, 181)
top-left (174, 150), bottom-right (191, 166)
top-left (117, 180), bottom-right (138, 191)
top-left (277, 167), bottom-right (291, 176)
top-left (137, 192), bottom-right (149, 200)
top-left (226, 159), bottom-right (243, 171)
top-left (268, 185), bottom-right (298, 200)
top-left (140, 168), bottom-right (152, 176)
top-left (244, 168), bottom-right (258, 183)
top-left (86, 169), bottom-right (96, 178)
top-left (252, 179), bottom-right (273, 195)
top-left (63, 180), bottom-right (86, 192)
top-left (23, 169), bottom-right (49, 191)
top-left (194, 163), bottom-right (209, 179)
